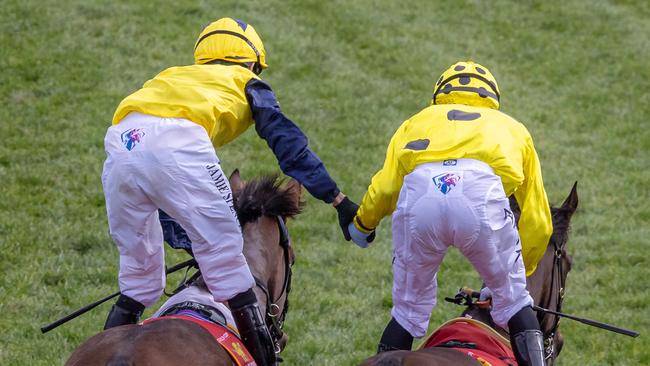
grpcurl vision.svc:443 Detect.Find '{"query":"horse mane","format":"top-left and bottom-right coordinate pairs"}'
top-left (234, 175), bottom-right (303, 225)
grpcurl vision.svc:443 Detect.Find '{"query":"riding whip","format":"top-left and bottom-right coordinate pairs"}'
top-left (532, 305), bottom-right (639, 338)
top-left (448, 287), bottom-right (640, 338)
top-left (40, 258), bottom-right (197, 334)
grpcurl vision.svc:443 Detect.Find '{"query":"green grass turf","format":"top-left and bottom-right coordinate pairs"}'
top-left (1, 0), bottom-right (648, 364)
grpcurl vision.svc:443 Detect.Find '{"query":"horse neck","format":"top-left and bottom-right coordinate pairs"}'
top-left (526, 240), bottom-right (567, 365)
top-left (241, 216), bottom-right (284, 314)
top-left (526, 243), bottom-right (562, 325)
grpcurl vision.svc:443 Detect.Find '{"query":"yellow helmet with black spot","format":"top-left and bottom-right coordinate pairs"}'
top-left (432, 61), bottom-right (500, 110)
top-left (194, 18), bottom-right (268, 74)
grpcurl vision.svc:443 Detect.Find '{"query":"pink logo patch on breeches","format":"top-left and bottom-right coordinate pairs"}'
top-left (433, 173), bottom-right (461, 194)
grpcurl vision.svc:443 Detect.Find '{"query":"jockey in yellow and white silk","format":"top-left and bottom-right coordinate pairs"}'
top-left (104, 18), bottom-right (354, 366)
top-left (354, 104), bottom-right (552, 277)
top-left (352, 61), bottom-right (552, 341)
top-left (105, 22), bottom-right (341, 310)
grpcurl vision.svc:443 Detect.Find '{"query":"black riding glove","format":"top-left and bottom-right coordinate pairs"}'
top-left (335, 197), bottom-right (359, 241)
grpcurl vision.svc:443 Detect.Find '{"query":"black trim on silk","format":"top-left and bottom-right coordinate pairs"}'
top-left (447, 110), bottom-right (482, 121)
top-left (355, 216), bottom-right (374, 232)
top-left (404, 139), bottom-right (430, 150)
top-left (437, 86), bottom-right (499, 101)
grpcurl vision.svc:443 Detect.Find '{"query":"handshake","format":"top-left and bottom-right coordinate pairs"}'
top-left (334, 196), bottom-right (376, 248)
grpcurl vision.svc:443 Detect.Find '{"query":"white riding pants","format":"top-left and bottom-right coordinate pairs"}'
top-left (102, 112), bottom-right (254, 306)
top-left (390, 159), bottom-right (533, 337)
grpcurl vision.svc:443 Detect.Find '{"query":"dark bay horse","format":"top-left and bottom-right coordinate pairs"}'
top-left (360, 183), bottom-right (579, 366)
top-left (66, 171), bottom-right (302, 366)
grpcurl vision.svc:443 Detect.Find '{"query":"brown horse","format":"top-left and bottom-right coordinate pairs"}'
top-left (360, 183), bottom-right (578, 366)
top-left (66, 171), bottom-right (302, 366)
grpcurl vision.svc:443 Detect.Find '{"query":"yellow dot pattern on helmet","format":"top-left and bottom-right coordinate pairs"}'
top-left (194, 17), bottom-right (268, 72)
top-left (432, 61), bottom-right (500, 110)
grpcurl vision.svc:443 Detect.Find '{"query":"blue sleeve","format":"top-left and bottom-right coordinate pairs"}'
top-left (245, 78), bottom-right (340, 203)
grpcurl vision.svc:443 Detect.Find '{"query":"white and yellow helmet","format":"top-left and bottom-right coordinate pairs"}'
top-left (432, 61), bottom-right (500, 110)
top-left (194, 18), bottom-right (267, 74)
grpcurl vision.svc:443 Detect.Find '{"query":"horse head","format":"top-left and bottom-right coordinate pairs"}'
top-left (229, 170), bottom-right (303, 352)
top-left (460, 182), bottom-right (578, 365)
top-left (525, 182), bottom-right (578, 364)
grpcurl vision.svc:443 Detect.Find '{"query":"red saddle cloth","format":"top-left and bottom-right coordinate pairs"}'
top-left (421, 318), bottom-right (517, 366)
top-left (143, 314), bottom-right (256, 366)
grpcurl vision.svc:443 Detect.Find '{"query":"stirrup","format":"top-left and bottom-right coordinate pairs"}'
top-left (512, 330), bottom-right (545, 366)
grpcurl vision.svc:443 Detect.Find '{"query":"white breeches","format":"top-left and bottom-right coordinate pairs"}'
top-left (102, 112), bottom-right (254, 306)
top-left (390, 159), bottom-right (533, 337)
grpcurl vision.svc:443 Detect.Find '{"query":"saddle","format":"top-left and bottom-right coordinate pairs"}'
top-left (421, 318), bottom-right (517, 366)
top-left (160, 301), bottom-right (230, 326)
top-left (143, 302), bottom-right (255, 366)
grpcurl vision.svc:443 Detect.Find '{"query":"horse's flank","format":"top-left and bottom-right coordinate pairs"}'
top-left (67, 320), bottom-right (233, 366)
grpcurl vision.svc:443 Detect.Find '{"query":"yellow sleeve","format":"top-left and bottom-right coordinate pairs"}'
top-left (355, 124), bottom-right (408, 231)
top-left (514, 136), bottom-right (553, 276)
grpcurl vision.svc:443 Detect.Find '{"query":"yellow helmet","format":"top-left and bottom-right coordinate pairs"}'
top-left (432, 61), bottom-right (500, 110)
top-left (194, 18), bottom-right (267, 74)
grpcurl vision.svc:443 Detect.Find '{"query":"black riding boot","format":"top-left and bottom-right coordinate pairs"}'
top-left (230, 289), bottom-right (277, 366)
top-left (104, 294), bottom-right (145, 330)
top-left (508, 306), bottom-right (545, 366)
top-left (377, 317), bottom-right (414, 353)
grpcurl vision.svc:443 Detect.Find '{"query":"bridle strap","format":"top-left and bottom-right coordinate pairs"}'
top-left (253, 215), bottom-right (293, 352)
top-left (541, 239), bottom-right (566, 361)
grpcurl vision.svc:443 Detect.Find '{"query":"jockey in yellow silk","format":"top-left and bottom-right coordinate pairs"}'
top-left (101, 18), bottom-right (359, 366)
top-left (341, 61), bottom-right (551, 366)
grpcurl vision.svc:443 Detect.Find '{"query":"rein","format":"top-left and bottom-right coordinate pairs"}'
top-left (253, 215), bottom-right (293, 354)
top-left (540, 238), bottom-right (567, 362)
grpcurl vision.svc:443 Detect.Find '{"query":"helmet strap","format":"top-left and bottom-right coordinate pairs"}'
top-left (204, 60), bottom-right (262, 75)
top-left (252, 63), bottom-right (263, 75)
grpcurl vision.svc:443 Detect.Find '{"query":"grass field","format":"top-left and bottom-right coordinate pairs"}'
top-left (1, 0), bottom-right (648, 365)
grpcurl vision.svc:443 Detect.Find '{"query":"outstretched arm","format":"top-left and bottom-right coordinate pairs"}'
top-left (245, 78), bottom-right (341, 203)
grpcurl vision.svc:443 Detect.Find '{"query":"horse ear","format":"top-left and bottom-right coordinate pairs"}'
top-left (560, 181), bottom-right (579, 217)
top-left (285, 178), bottom-right (302, 207)
top-left (229, 169), bottom-right (244, 195)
